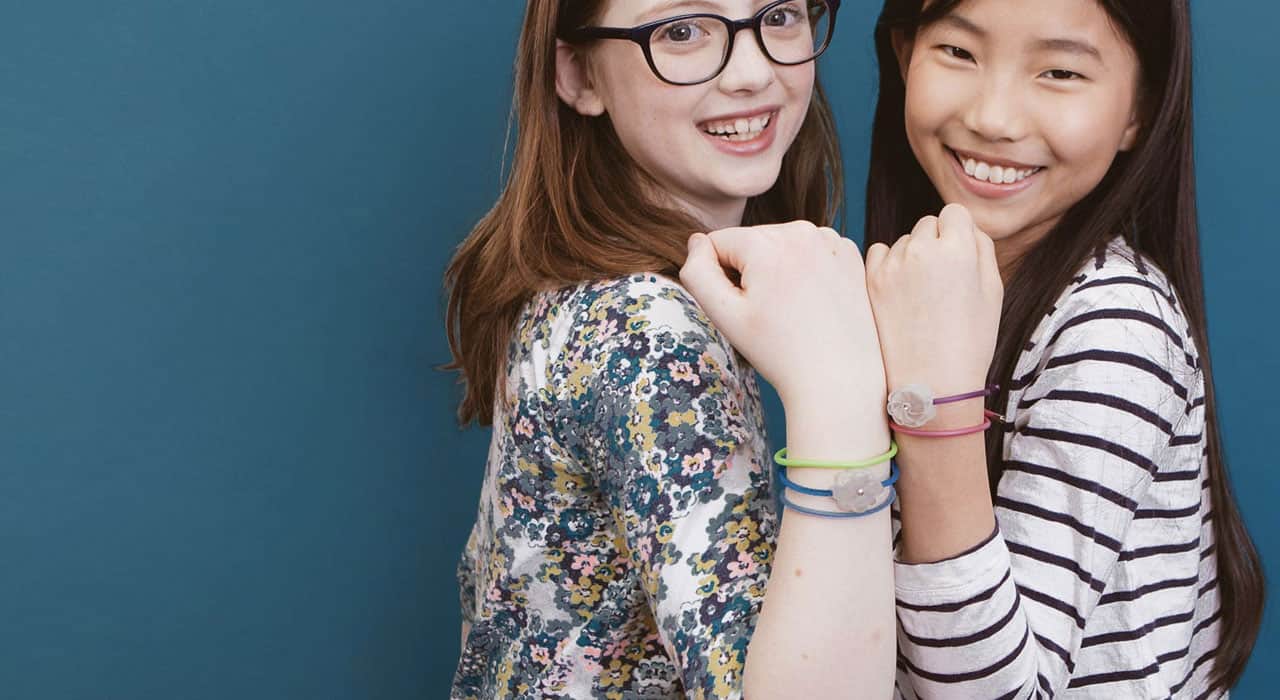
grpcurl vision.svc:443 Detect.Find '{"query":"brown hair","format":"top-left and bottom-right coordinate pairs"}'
top-left (446, 0), bottom-right (844, 425)
top-left (865, 0), bottom-right (1263, 689)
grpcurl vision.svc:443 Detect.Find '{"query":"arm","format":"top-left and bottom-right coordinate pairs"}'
top-left (586, 287), bottom-right (777, 699)
top-left (745, 378), bottom-right (897, 700)
top-left (893, 291), bottom-right (1191, 698)
top-left (457, 525), bottom-right (479, 653)
top-left (681, 222), bottom-right (898, 698)
top-left (868, 208), bottom-right (1196, 697)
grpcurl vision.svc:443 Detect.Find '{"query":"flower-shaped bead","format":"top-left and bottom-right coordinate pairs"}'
top-left (831, 470), bottom-right (885, 513)
top-left (888, 384), bottom-right (937, 428)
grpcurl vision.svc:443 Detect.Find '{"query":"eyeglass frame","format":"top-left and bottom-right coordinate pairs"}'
top-left (560, 0), bottom-right (841, 86)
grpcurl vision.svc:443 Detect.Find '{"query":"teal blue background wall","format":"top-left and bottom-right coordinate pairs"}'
top-left (2, 1), bottom-right (1275, 697)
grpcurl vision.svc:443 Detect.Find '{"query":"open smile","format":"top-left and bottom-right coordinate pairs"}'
top-left (946, 147), bottom-right (1045, 198)
top-left (696, 108), bottom-right (780, 156)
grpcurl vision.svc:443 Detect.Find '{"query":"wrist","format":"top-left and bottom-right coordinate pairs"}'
top-left (780, 375), bottom-right (886, 414)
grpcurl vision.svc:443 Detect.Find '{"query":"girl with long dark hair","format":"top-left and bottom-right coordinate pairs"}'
top-left (684, 0), bottom-right (1264, 696)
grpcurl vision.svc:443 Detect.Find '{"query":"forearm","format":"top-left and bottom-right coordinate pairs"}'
top-left (744, 389), bottom-right (897, 699)
top-left (894, 398), bottom-right (996, 563)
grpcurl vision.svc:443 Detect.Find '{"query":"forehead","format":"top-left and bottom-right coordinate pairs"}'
top-left (926, 0), bottom-right (1133, 55)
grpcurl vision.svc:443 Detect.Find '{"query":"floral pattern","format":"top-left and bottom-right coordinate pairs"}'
top-left (453, 275), bottom-right (775, 699)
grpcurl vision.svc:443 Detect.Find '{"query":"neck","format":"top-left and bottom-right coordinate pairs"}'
top-left (671, 193), bottom-right (749, 231)
top-left (993, 217), bottom-right (1058, 283)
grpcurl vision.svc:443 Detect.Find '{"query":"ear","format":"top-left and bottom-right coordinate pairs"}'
top-left (1118, 104), bottom-right (1142, 152)
top-left (890, 29), bottom-right (915, 83)
top-left (555, 40), bottom-right (606, 116)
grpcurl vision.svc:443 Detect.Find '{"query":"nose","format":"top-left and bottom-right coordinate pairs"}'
top-left (962, 72), bottom-right (1029, 143)
top-left (715, 29), bottom-right (777, 93)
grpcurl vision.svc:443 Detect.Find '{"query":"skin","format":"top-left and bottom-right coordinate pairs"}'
top-left (467, 1), bottom-right (900, 696)
top-left (555, 0), bottom-right (817, 230)
top-left (875, 0), bottom-right (1144, 563)
top-left (683, 224), bottom-right (896, 699)
top-left (682, 1), bottom-right (1148, 691)
top-left (896, 0), bottom-right (1141, 274)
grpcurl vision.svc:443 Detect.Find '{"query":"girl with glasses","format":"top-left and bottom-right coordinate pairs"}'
top-left (448, 1), bottom-right (896, 698)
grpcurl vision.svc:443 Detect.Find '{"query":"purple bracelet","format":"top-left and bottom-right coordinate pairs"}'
top-left (887, 384), bottom-right (999, 428)
top-left (934, 384), bottom-right (1000, 405)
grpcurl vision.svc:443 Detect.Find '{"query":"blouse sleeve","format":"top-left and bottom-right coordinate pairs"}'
top-left (581, 279), bottom-right (776, 699)
top-left (456, 522), bottom-right (480, 627)
top-left (894, 275), bottom-right (1203, 698)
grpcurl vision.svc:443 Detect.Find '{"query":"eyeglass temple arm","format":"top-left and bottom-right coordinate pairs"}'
top-left (562, 26), bottom-right (645, 43)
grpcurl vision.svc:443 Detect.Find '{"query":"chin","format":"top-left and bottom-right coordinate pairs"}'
top-left (721, 169), bottom-right (784, 199)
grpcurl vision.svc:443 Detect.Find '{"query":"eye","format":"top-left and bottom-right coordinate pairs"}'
top-left (657, 20), bottom-right (708, 44)
top-left (1042, 69), bottom-right (1085, 80)
top-left (762, 5), bottom-right (804, 28)
top-left (939, 45), bottom-right (975, 62)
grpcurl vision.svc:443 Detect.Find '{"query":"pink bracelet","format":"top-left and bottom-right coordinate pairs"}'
top-left (890, 409), bottom-right (1003, 437)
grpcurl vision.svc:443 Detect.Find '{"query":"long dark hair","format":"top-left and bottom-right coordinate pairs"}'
top-left (865, 0), bottom-right (1263, 689)
top-left (445, 0), bottom-right (844, 425)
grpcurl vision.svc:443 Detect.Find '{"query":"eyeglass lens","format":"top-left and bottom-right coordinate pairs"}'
top-left (648, 1), bottom-right (832, 84)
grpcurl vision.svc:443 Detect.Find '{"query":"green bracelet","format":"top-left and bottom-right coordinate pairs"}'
top-left (773, 441), bottom-right (899, 470)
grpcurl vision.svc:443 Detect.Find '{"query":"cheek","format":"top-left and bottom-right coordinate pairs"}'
top-left (1039, 94), bottom-right (1132, 177)
top-left (903, 63), bottom-right (961, 140)
top-left (779, 63), bottom-right (816, 99)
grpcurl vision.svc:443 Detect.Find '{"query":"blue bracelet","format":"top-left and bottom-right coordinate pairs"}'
top-left (779, 486), bottom-right (898, 519)
top-left (777, 461), bottom-right (900, 496)
top-left (776, 461), bottom-right (900, 518)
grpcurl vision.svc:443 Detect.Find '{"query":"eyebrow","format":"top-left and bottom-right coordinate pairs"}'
top-left (1033, 37), bottom-right (1103, 61)
top-left (636, 0), bottom-right (779, 24)
top-left (935, 14), bottom-right (1104, 62)
top-left (636, 0), bottom-right (724, 23)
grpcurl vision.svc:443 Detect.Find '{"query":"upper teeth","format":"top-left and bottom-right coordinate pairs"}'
top-left (962, 156), bottom-right (1040, 184)
top-left (704, 113), bottom-right (771, 141)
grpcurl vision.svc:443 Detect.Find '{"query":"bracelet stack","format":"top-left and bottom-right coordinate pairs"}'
top-left (775, 385), bottom-right (1001, 518)
top-left (887, 384), bottom-right (1001, 437)
top-left (774, 443), bottom-right (898, 519)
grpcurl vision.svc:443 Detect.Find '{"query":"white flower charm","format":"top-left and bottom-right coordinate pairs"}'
top-left (887, 384), bottom-right (936, 428)
top-left (832, 470), bottom-right (884, 513)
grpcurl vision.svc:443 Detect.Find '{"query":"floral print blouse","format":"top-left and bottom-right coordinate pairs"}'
top-left (453, 274), bottom-right (776, 699)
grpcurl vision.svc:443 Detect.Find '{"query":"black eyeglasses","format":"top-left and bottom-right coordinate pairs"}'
top-left (562, 0), bottom-right (840, 86)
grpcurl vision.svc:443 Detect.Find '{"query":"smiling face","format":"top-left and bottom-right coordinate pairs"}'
top-left (557, 0), bottom-right (819, 229)
top-left (897, 0), bottom-right (1142, 264)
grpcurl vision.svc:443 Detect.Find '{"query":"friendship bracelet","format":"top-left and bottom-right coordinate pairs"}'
top-left (934, 384), bottom-right (999, 405)
top-left (887, 384), bottom-right (999, 428)
top-left (773, 441), bottom-right (898, 470)
top-left (890, 409), bottom-right (1003, 438)
top-left (779, 486), bottom-right (897, 519)
top-left (779, 460), bottom-right (899, 501)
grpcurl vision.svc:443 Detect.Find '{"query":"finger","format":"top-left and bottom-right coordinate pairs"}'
top-left (680, 233), bottom-right (747, 334)
top-left (817, 226), bottom-right (846, 258)
top-left (839, 235), bottom-right (861, 259)
top-left (937, 203), bottom-right (975, 241)
top-left (974, 226), bottom-right (1002, 289)
top-left (910, 214), bottom-right (941, 241)
top-left (911, 213), bottom-right (942, 244)
top-left (704, 227), bottom-right (766, 274)
top-left (865, 241), bottom-right (890, 272)
top-left (889, 232), bottom-right (915, 264)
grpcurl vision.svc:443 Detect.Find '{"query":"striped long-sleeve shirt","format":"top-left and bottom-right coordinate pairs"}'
top-left (893, 238), bottom-right (1223, 699)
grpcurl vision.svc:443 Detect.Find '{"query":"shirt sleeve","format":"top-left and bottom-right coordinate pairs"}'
top-left (583, 280), bottom-right (775, 699)
top-left (457, 523), bottom-right (480, 627)
top-left (894, 275), bottom-right (1201, 698)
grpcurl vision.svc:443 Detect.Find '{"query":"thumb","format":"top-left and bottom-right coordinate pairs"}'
top-left (680, 233), bottom-right (747, 338)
